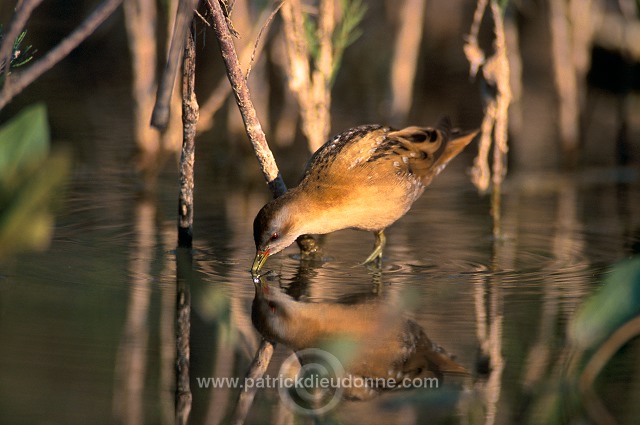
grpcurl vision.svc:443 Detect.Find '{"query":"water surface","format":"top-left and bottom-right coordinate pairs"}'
top-left (1, 132), bottom-right (639, 424)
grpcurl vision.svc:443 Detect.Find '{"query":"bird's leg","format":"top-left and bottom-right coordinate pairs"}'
top-left (363, 230), bottom-right (386, 265)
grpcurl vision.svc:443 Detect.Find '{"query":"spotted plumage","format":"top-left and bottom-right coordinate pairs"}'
top-left (251, 117), bottom-right (478, 273)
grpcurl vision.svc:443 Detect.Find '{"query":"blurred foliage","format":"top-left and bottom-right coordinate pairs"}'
top-left (303, 0), bottom-right (367, 85)
top-left (498, 0), bottom-right (510, 12)
top-left (527, 258), bottom-right (640, 424)
top-left (330, 0), bottom-right (366, 85)
top-left (0, 26), bottom-right (35, 86)
top-left (0, 103), bottom-right (70, 258)
top-left (570, 258), bottom-right (640, 350)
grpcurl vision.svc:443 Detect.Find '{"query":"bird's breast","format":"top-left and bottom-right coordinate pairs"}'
top-left (292, 178), bottom-right (421, 234)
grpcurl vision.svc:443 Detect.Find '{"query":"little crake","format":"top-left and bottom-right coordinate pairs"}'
top-left (252, 117), bottom-right (478, 273)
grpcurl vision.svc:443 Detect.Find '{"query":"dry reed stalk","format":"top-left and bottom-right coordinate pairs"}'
top-left (464, 0), bottom-right (512, 237)
top-left (207, 2), bottom-right (279, 422)
top-left (0, 0), bottom-right (124, 111)
top-left (123, 0), bottom-right (161, 164)
top-left (207, 0), bottom-right (284, 191)
top-left (178, 25), bottom-right (198, 248)
top-left (172, 28), bottom-right (199, 425)
top-left (0, 0), bottom-right (44, 82)
top-left (151, 0), bottom-right (199, 130)
top-left (206, 0), bottom-right (328, 421)
top-left (175, 247), bottom-right (193, 425)
top-left (579, 316), bottom-right (640, 425)
top-left (549, 0), bottom-right (580, 166)
top-left (197, 4), bottom-right (280, 132)
top-left (280, 0), bottom-right (334, 152)
top-left (390, 0), bottom-right (426, 123)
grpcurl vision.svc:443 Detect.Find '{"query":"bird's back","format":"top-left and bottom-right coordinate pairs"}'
top-left (293, 118), bottom-right (476, 232)
top-left (301, 118), bottom-right (473, 188)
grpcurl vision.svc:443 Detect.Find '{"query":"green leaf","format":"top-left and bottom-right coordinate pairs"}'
top-left (0, 103), bottom-right (50, 185)
top-left (569, 258), bottom-right (640, 350)
top-left (331, 0), bottom-right (367, 85)
top-left (0, 104), bottom-right (70, 258)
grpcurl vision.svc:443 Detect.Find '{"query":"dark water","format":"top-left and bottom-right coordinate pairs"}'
top-left (0, 24), bottom-right (639, 420)
top-left (1, 117), bottom-right (640, 425)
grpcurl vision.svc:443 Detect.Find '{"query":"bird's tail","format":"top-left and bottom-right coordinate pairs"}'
top-left (425, 342), bottom-right (471, 376)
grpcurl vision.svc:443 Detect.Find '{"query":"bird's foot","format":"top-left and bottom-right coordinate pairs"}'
top-left (361, 231), bottom-right (386, 266)
top-left (362, 249), bottom-right (382, 266)
top-left (296, 234), bottom-right (323, 260)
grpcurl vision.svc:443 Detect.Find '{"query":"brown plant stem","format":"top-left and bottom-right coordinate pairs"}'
top-left (206, 0), bottom-right (322, 253)
top-left (197, 3), bottom-right (282, 133)
top-left (175, 247), bottom-right (193, 425)
top-left (208, 2), bottom-right (279, 423)
top-left (123, 0), bottom-right (160, 164)
top-left (207, 0), bottom-right (285, 194)
top-left (465, 0), bottom-right (512, 239)
top-left (151, 0), bottom-right (200, 130)
top-left (0, 0), bottom-right (123, 111)
top-left (579, 315), bottom-right (640, 425)
top-left (280, 0), bottom-right (334, 152)
top-left (207, 0), bottom-right (324, 422)
top-left (229, 337), bottom-right (275, 425)
top-left (0, 0), bottom-right (44, 81)
top-left (549, 0), bottom-right (579, 166)
top-left (390, 0), bottom-right (426, 123)
top-left (178, 26), bottom-right (198, 248)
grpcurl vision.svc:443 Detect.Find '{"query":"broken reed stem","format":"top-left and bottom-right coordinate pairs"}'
top-left (465, 0), bottom-right (512, 239)
top-left (207, 1), bottom-right (324, 421)
top-left (206, 0), bottom-right (322, 257)
top-left (197, 3), bottom-right (283, 132)
top-left (208, 2), bottom-right (279, 423)
top-left (0, 0), bottom-right (123, 111)
top-left (468, 0), bottom-right (488, 45)
top-left (178, 25), bottom-right (198, 248)
top-left (245, 2), bottom-right (284, 80)
top-left (490, 1), bottom-right (511, 190)
top-left (151, 0), bottom-right (200, 130)
top-left (207, 0), bottom-right (286, 195)
top-left (229, 337), bottom-right (275, 425)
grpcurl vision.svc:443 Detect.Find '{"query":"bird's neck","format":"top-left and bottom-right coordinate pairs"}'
top-left (277, 186), bottom-right (337, 236)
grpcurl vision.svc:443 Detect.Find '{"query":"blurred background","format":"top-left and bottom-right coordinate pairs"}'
top-left (1, 1), bottom-right (640, 424)
top-left (1, 0), bottom-right (638, 176)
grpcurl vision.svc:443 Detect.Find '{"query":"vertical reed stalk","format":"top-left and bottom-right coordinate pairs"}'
top-left (465, 0), bottom-right (512, 238)
top-left (178, 25), bottom-right (198, 248)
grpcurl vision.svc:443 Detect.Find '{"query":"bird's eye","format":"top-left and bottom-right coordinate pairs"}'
top-left (270, 232), bottom-right (279, 240)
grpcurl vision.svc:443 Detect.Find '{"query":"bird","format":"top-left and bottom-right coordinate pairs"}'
top-left (251, 117), bottom-right (478, 273)
top-left (251, 281), bottom-right (469, 400)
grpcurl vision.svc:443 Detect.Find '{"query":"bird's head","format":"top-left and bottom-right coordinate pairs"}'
top-left (251, 198), bottom-right (298, 274)
top-left (251, 280), bottom-right (296, 344)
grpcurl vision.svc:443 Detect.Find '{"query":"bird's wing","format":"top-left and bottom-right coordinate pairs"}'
top-left (300, 124), bottom-right (386, 182)
top-left (300, 119), bottom-right (477, 188)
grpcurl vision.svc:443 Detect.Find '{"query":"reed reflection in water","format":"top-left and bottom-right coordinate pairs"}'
top-left (1, 152), bottom-right (639, 424)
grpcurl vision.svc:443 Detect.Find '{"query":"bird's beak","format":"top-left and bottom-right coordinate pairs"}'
top-left (251, 249), bottom-right (270, 275)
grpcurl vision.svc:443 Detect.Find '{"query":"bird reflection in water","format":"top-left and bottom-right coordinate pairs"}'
top-left (251, 278), bottom-right (469, 401)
